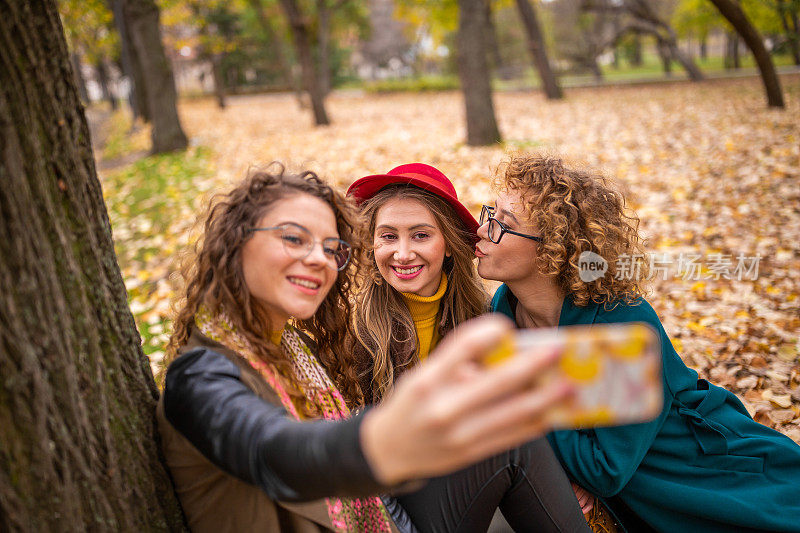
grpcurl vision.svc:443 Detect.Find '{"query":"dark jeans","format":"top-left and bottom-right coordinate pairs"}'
top-left (395, 438), bottom-right (590, 533)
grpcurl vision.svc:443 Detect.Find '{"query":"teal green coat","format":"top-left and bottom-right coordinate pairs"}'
top-left (492, 284), bottom-right (800, 532)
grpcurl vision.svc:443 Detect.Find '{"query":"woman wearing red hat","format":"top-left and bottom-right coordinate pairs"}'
top-left (347, 164), bottom-right (590, 532)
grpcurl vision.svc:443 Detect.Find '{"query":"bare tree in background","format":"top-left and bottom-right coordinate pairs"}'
top-left (118, 0), bottom-right (188, 153)
top-left (0, 0), bottom-right (186, 529)
top-left (585, 0), bottom-right (704, 81)
top-left (279, 0), bottom-right (330, 125)
top-left (709, 0), bottom-right (785, 107)
top-left (515, 0), bottom-right (563, 99)
top-left (458, 0), bottom-right (501, 145)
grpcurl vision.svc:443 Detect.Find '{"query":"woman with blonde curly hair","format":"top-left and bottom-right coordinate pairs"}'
top-left (155, 165), bottom-right (577, 533)
top-left (479, 154), bottom-right (800, 532)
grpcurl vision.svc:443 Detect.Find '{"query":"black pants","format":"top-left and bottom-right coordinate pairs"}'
top-left (395, 438), bottom-right (590, 533)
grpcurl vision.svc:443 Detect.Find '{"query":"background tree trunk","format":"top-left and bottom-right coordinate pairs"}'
top-left (457, 0), bottom-right (501, 145)
top-left (317, 0), bottom-right (332, 96)
top-left (777, 0), bottom-right (800, 65)
top-left (0, 1), bottom-right (187, 530)
top-left (483, 0), bottom-right (507, 77)
top-left (211, 54), bottom-right (227, 109)
top-left (95, 58), bottom-right (119, 111)
top-left (709, 0), bottom-right (785, 107)
top-left (515, 0), bottom-right (563, 99)
top-left (725, 31), bottom-right (741, 69)
top-left (122, 0), bottom-right (189, 152)
top-left (279, 0), bottom-right (330, 125)
top-left (111, 0), bottom-right (150, 122)
top-left (631, 33), bottom-right (643, 65)
top-left (657, 39), bottom-right (672, 75)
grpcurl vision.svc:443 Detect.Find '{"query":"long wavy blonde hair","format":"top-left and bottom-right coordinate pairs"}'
top-left (166, 165), bottom-right (364, 410)
top-left (350, 185), bottom-right (487, 405)
top-left (497, 154), bottom-right (649, 307)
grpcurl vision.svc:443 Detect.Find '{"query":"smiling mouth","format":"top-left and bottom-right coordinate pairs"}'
top-left (288, 276), bottom-right (321, 290)
top-left (391, 265), bottom-right (423, 276)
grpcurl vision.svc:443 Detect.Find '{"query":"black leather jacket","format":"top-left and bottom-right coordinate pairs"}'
top-left (163, 347), bottom-right (418, 532)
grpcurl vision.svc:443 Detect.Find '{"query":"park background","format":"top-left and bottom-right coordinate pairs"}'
top-left (2, 0), bottom-right (799, 529)
top-left (68, 0), bottom-right (800, 441)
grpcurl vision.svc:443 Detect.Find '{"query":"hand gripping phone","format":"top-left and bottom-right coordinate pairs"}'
top-left (486, 322), bottom-right (663, 429)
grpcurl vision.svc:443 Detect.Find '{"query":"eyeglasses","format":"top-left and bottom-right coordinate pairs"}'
top-left (479, 205), bottom-right (543, 244)
top-left (248, 223), bottom-right (352, 271)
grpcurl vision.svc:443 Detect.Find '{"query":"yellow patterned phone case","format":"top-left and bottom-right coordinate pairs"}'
top-left (486, 323), bottom-right (662, 429)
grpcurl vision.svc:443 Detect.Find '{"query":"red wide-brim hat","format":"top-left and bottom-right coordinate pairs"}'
top-left (347, 163), bottom-right (479, 236)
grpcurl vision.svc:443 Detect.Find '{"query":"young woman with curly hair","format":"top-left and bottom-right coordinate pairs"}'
top-left (347, 163), bottom-right (591, 533)
top-left (479, 154), bottom-right (800, 532)
top-left (156, 165), bottom-right (576, 533)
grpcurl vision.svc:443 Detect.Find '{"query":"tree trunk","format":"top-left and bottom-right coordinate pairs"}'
top-left (247, 0), bottom-right (295, 86)
top-left (700, 36), bottom-right (708, 59)
top-left (123, 0), bottom-right (189, 153)
top-left (709, 0), bottom-right (785, 107)
top-left (316, 0), bottom-right (332, 96)
top-left (669, 40), bottom-right (704, 80)
top-left (457, 0), bottom-right (501, 145)
top-left (0, 1), bottom-right (187, 530)
top-left (96, 58), bottom-right (119, 111)
top-left (777, 0), bottom-right (800, 65)
top-left (279, 0), bottom-right (330, 125)
top-left (483, 0), bottom-right (506, 77)
top-left (211, 54), bottom-right (227, 109)
top-left (792, 10), bottom-right (800, 65)
top-left (726, 31), bottom-right (742, 69)
top-left (631, 33), bottom-right (643, 65)
top-left (657, 40), bottom-right (672, 75)
top-left (247, 0), bottom-right (305, 107)
top-left (111, 0), bottom-right (149, 122)
top-left (515, 0), bottom-right (563, 99)
top-left (70, 52), bottom-right (90, 104)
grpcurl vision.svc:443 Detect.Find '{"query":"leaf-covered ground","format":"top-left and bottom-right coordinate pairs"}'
top-left (98, 75), bottom-right (800, 442)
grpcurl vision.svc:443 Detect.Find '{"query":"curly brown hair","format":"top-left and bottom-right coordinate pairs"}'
top-left (166, 164), bottom-right (364, 410)
top-left (497, 154), bottom-right (649, 307)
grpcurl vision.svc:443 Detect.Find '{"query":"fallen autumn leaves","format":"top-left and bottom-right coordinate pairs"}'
top-left (98, 74), bottom-right (800, 443)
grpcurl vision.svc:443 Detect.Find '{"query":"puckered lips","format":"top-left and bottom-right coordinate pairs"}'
top-left (287, 275), bottom-right (322, 295)
top-left (391, 264), bottom-right (423, 280)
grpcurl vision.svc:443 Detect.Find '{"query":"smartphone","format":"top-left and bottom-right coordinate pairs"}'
top-left (486, 322), bottom-right (663, 429)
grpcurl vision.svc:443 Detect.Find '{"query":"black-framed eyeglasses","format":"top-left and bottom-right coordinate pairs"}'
top-left (479, 205), bottom-right (543, 244)
top-left (248, 222), bottom-right (352, 271)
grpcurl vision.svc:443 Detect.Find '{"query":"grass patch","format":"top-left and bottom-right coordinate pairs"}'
top-left (363, 75), bottom-right (460, 93)
top-left (102, 146), bottom-right (214, 368)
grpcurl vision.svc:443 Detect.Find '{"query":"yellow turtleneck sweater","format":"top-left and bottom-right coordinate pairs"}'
top-left (401, 274), bottom-right (448, 361)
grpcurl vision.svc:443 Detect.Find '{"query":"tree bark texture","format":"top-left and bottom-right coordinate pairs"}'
top-left (457, 0), bottom-right (501, 146)
top-left (279, 0), bottom-right (330, 125)
top-left (709, 0), bottom-right (785, 107)
top-left (515, 0), bottom-right (563, 99)
top-left (122, 0), bottom-right (188, 152)
top-left (0, 1), bottom-right (187, 530)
